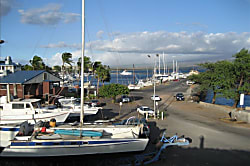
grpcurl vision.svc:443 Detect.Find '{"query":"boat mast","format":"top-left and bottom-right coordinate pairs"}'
top-left (117, 67), bottom-right (118, 83)
top-left (163, 52), bottom-right (166, 75)
top-left (173, 59), bottom-right (175, 73)
top-left (80, 0), bottom-right (85, 125)
top-left (176, 60), bottom-right (178, 73)
top-left (158, 54), bottom-right (160, 75)
top-left (133, 64), bottom-right (135, 84)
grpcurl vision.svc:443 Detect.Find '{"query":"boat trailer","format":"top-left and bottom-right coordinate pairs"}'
top-left (122, 132), bottom-right (191, 166)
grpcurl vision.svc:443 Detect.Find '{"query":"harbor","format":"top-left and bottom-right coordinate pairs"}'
top-left (1, 0), bottom-right (250, 165)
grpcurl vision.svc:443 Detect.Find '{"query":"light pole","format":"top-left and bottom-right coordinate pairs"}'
top-left (119, 102), bottom-right (122, 117)
top-left (148, 54), bottom-right (156, 119)
top-left (153, 70), bottom-right (156, 119)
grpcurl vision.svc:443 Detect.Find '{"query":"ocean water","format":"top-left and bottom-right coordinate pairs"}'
top-left (83, 69), bottom-right (189, 86)
top-left (204, 90), bottom-right (250, 107)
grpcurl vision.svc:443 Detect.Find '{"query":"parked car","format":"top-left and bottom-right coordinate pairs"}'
top-left (175, 93), bottom-right (185, 101)
top-left (90, 99), bottom-right (101, 107)
top-left (151, 95), bottom-right (161, 101)
top-left (186, 80), bottom-right (195, 85)
top-left (137, 106), bottom-right (154, 116)
top-left (121, 95), bottom-right (130, 103)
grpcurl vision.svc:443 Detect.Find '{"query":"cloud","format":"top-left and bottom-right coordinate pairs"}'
top-left (96, 30), bottom-right (104, 39)
top-left (41, 42), bottom-right (81, 49)
top-left (18, 3), bottom-right (80, 25)
top-left (45, 31), bottom-right (250, 67)
top-left (46, 50), bottom-right (81, 67)
top-left (88, 31), bottom-right (250, 54)
top-left (85, 31), bottom-right (250, 66)
top-left (0, 0), bottom-right (15, 16)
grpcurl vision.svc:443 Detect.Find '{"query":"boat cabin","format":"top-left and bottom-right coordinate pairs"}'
top-left (0, 97), bottom-right (42, 116)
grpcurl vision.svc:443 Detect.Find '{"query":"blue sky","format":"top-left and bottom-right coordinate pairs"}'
top-left (0, 0), bottom-right (250, 68)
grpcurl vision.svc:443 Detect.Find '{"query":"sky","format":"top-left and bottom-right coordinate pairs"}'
top-left (0, 0), bottom-right (250, 68)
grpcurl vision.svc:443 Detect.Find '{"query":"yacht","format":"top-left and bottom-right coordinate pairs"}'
top-left (120, 70), bottom-right (132, 76)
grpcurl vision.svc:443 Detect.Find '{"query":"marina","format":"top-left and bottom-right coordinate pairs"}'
top-left (0, 0), bottom-right (249, 165)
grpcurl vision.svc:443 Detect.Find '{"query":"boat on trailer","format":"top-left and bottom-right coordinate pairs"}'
top-left (1, 137), bottom-right (148, 157)
top-left (0, 122), bottom-right (148, 157)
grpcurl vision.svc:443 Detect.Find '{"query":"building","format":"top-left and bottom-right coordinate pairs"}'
top-left (0, 70), bottom-right (64, 103)
top-left (0, 56), bottom-right (21, 77)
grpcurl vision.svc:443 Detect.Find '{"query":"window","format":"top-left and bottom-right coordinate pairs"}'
top-left (1, 85), bottom-right (7, 89)
top-left (12, 104), bottom-right (24, 109)
top-left (26, 104), bottom-right (31, 109)
top-left (43, 73), bottom-right (48, 80)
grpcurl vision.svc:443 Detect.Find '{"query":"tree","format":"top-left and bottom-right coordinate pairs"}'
top-left (100, 65), bottom-right (111, 86)
top-left (94, 63), bottom-right (111, 95)
top-left (230, 49), bottom-right (250, 108)
top-left (53, 65), bottom-right (61, 72)
top-left (61, 52), bottom-right (73, 84)
top-left (190, 61), bottom-right (234, 104)
top-left (99, 84), bottom-right (129, 102)
top-left (22, 64), bottom-right (33, 71)
top-left (77, 56), bottom-right (92, 75)
top-left (29, 55), bottom-right (45, 70)
top-left (190, 49), bottom-right (249, 108)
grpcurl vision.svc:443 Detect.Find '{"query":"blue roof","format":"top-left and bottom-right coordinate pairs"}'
top-left (0, 70), bottom-right (45, 84)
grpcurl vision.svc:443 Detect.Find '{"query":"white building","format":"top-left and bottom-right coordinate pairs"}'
top-left (0, 56), bottom-right (21, 77)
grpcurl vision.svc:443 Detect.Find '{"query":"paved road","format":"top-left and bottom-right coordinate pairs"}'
top-left (130, 80), bottom-right (250, 165)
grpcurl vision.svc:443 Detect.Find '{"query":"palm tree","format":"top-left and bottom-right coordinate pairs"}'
top-left (100, 65), bottom-right (111, 86)
top-left (95, 64), bottom-right (111, 96)
top-left (61, 52), bottom-right (73, 84)
top-left (77, 56), bottom-right (92, 77)
top-left (29, 55), bottom-right (44, 70)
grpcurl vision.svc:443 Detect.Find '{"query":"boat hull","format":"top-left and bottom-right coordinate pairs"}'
top-left (1, 138), bottom-right (149, 157)
top-left (0, 112), bottom-right (70, 125)
top-left (0, 125), bottom-right (19, 147)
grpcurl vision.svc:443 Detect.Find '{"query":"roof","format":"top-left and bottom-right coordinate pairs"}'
top-left (12, 99), bottom-right (41, 103)
top-left (0, 70), bottom-right (45, 84)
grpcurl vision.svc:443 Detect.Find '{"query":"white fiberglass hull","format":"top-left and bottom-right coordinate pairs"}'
top-left (0, 125), bottom-right (19, 147)
top-left (1, 138), bottom-right (149, 157)
top-left (128, 84), bottom-right (140, 90)
top-left (69, 106), bottom-right (100, 115)
top-left (0, 112), bottom-right (70, 125)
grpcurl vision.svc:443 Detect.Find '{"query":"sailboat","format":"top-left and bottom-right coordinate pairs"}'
top-left (0, 0), bottom-right (149, 157)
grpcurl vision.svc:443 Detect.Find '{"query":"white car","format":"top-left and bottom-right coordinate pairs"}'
top-left (151, 95), bottom-right (161, 101)
top-left (186, 80), bottom-right (195, 85)
top-left (137, 106), bottom-right (154, 116)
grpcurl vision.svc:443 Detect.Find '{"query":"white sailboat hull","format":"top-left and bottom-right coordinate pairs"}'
top-left (1, 138), bottom-right (149, 157)
top-left (0, 125), bottom-right (19, 147)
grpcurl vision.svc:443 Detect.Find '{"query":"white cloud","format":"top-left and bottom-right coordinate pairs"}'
top-left (96, 30), bottom-right (104, 39)
top-left (18, 3), bottom-right (80, 25)
top-left (45, 31), bottom-right (250, 67)
top-left (88, 31), bottom-right (250, 54)
top-left (0, 0), bottom-right (15, 16)
top-left (47, 50), bottom-right (81, 67)
top-left (247, 37), bottom-right (250, 43)
top-left (41, 42), bottom-right (81, 49)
